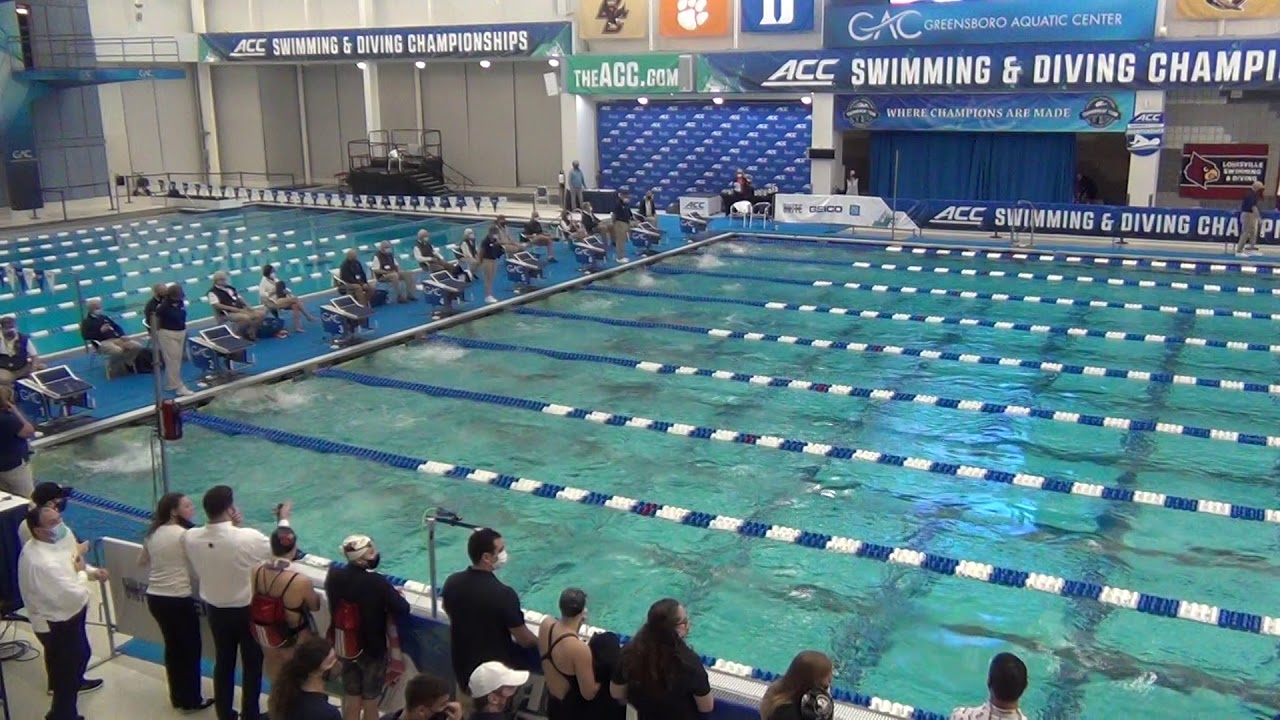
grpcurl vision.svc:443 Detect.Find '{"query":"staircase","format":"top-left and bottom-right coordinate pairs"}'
top-left (409, 156), bottom-right (450, 196)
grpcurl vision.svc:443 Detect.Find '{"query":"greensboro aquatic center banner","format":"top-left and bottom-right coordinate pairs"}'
top-left (824, 0), bottom-right (1159, 48)
top-left (697, 37), bottom-right (1280, 93)
top-left (200, 22), bottom-right (571, 62)
top-left (897, 199), bottom-right (1280, 243)
top-left (836, 93), bottom-right (1136, 133)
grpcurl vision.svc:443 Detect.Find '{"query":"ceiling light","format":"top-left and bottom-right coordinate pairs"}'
top-left (800, 95), bottom-right (812, 105)
top-left (548, 58), bottom-right (560, 68)
top-left (415, 60), bottom-right (426, 69)
top-left (15, 5), bottom-right (29, 14)
top-left (356, 61), bottom-right (367, 70)
top-left (712, 97), bottom-right (724, 105)
top-left (637, 97), bottom-right (650, 105)
top-left (479, 60), bottom-right (492, 68)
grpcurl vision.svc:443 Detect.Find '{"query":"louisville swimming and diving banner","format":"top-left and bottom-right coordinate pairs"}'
top-left (697, 37), bottom-right (1280, 93)
top-left (824, 0), bottom-right (1159, 48)
top-left (898, 199), bottom-right (1280, 243)
top-left (836, 93), bottom-right (1136, 133)
top-left (1180, 143), bottom-right (1269, 200)
top-left (200, 22), bottom-right (571, 62)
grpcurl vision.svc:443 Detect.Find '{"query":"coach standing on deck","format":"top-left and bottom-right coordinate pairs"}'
top-left (0, 385), bottom-right (35, 498)
top-left (184, 486), bottom-right (293, 720)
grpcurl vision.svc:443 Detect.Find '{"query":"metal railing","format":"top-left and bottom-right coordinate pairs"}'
top-left (121, 171), bottom-right (299, 202)
top-left (440, 160), bottom-right (475, 190)
top-left (1010, 199), bottom-right (1037, 248)
top-left (2, 33), bottom-right (180, 68)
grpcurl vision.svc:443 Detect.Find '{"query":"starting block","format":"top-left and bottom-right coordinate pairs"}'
top-left (504, 251), bottom-right (544, 294)
top-left (679, 212), bottom-right (709, 236)
top-left (630, 222), bottom-right (666, 256)
top-left (572, 235), bottom-right (607, 274)
top-left (187, 325), bottom-right (255, 386)
top-left (15, 366), bottom-right (94, 430)
top-left (423, 270), bottom-right (470, 319)
top-left (322, 295), bottom-right (376, 348)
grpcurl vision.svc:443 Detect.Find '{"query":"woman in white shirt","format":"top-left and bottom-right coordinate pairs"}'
top-left (139, 493), bottom-right (212, 712)
top-left (258, 264), bottom-right (315, 334)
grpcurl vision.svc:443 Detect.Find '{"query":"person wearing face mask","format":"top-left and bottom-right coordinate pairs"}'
top-left (0, 315), bottom-right (43, 384)
top-left (441, 528), bottom-right (537, 701)
top-left (325, 535), bottom-right (411, 720)
top-left (140, 492), bottom-right (213, 712)
top-left (467, 662), bottom-right (530, 720)
top-left (207, 270), bottom-right (268, 340)
top-left (155, 283), bottom-right (194, 396)
top-left (79, 298), bottom-right (144, 376)
top-left (339, 249), bottom-right (379, 307)
top-left (371, 241), bottom-right (418, 303)
top-left (758, 651), bottom-right (834, 720)
top-left (568, 160), bottom-right (586, 211)
top-left (0, 385), bottom-right (36, 498)
top-left (477, 227), bottom-right (504, 304)
top-left (260, 264), bottom-right (316, 334)
top-left (380, 673), bottom-right (462, 720)
top-left (268, 635), bottom-right (342, 720)
top-left (610, 598), bottom-right (712, 720)
top-left (19, 504), bottom-right (108, 720)
top-left (639, 191), bottom-right (658, 224)
top-left (538, 588), bottom-right (600, 720)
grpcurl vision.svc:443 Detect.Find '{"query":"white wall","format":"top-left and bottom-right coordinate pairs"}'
top-left (303, 64), bottom-right (368, 184)
top-left (97, 75), bottom-right (204, 178)
top-left (88, 0), bottom-right (193, 36)
top-left (377, 63), bottom-right (420, 131)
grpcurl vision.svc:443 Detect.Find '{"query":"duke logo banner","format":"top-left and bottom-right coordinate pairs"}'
top-left (1175, 0), bottom-right (1280, 19)
top-left (579, 0), bottom-right (650, 40)
top-left (742, 0), bottom-right (816, 33)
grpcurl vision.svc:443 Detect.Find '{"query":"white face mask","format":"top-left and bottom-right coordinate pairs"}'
top-left (494, 549), bottom-right (508, 569)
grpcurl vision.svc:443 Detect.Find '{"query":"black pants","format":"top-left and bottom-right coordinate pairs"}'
top-left (36, 606), bottom-right (89, 720)
top-left (207, 605), bottom-right (263, 720)
top-left (147, 594), bottom-right (204, 708)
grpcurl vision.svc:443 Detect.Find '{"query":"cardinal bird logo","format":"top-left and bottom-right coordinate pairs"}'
top-left (1205, 0), bottom-right (1248, 10)
top-left (1183, 151), bottom-right (1222, 189)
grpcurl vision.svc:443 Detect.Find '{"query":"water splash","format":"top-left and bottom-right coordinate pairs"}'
top-left (218, 383), bottom-right (316, 413)
top-left (75, 440), bottom-right (155, 475)
top-left (634, 273), bottom-right (659, 288)
top-left (694, 253), bottom-right (726, 269)
top-left (390, 342), bottom-right (469, 365)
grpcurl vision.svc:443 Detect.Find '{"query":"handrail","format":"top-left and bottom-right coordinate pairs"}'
top-left (2, 33), bottom-right (181, 67)
top-left (123, 171), bottom-right (299, 196)
top-left (440, 160), bottom-right (475, 190)
top-left (1011, 199), bottom-right (1036, 248)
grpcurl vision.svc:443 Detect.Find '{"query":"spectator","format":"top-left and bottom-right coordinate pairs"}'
top-left (639, 191), bottom-right (658, 223)
top-left (252, 526), bottom-right (321, 682)
top-left (379, 673), bottom-right (461, 720)
top-left (558, 168), bottom-right (568, 209)
top-left (950, 653), bottom-right (1028, 720)
top-left (371, 241), bottom-right (418, 303)
top-left (846, 168), bottom-right (859, 196)
top-left (538, 587), bottom-right (600, 719)
top-left (154, 283), bottom-right (193, 397)
top-left (726, 169), bottom-right (752, 214)
top-left (414, 230), bottom-right (462, 276)
top-left (522, 212), bottom-right (557, 262)
top-left (609, 191), bottom-right (635, 264)
top-left (0, 385), bottom-right (35, 498)
top-left (80, 298), bottom-right (144, 377)
top-left (467, 662), bottom-right (530, 720)
top-left (559, 210), bottom-right (586, 242)
top-left (183, 486), bottom-right (293, 720)
top-left (477, 227), bottom-right (504, 304)
top-left (579, 203), bottom-right (600, 238)
top-left (493, 216), bottom-right (529, 256)
top-left (133, 176), bottom-right (154, 196)
top-left (441, 528), bottom-right (537, 697)
top-left (568, 160), bottom-right (587, 211)
top-left (19, 504), bottom-right (106, 720)
top-left (456, 228), bottom-right (480, 273)
top-left (325, 534), bottom-right (411, 720)
top-left (339, 249), bottom-right (379, 306)
top-left (0, 315), bottom-right (43, 384)
top-left (268, 635), bottom-right (342, 720)
top-left (1236, 179), bottom-right (1265, 257)
top-left (758, 650), bottom-right (834, 720)
top-left (610, 598), bottom-right (712, 720)
top-left (1074, 172), bottom-right (1098, 204)
top-left (140, 492), bottom-right (212, 712)
top-left (208, 270), bottom-right (268, 340)
top-left (587, 633), bottom-right (626, 720)
top-left (260, 265), bottom-right (316, 334)
top-left (144, 282), bottom-right (168, 329)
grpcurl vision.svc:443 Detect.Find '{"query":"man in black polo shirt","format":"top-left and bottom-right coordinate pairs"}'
top-left (609, 191), bottom-right (634, 264)
top-left (521, 212), bottom-right (557, 263)
top-left (441, 528), bottom-right (537, 697)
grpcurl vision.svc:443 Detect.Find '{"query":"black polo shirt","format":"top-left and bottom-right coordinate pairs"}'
top-left (440, 567), bottom-right (523, 691)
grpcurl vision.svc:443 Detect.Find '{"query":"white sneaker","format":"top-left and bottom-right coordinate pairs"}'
top-left (617, 257), bottom-right (630, 264)
top-left (485, 295), bottom-right (498, 304)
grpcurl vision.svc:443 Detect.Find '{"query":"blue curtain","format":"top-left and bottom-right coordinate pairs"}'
top-left (869, 132), bottom-right (1076, 203)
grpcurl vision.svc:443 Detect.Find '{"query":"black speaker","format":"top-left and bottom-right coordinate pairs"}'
top-left (808, 147), bottom-right (836, 160)
top-left (5, 158), bottom-right (44, 212)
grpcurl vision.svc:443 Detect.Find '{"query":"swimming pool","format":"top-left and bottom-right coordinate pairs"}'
top-left (0, 207), bottom-right (483, 355)
top-left (38, 236), bottom-right (1280, 718)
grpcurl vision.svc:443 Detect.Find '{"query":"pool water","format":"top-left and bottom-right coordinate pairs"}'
top-left (37, 237), bottom-right (1280, 718)
top-left (0, 207), bottom-right (483, 355)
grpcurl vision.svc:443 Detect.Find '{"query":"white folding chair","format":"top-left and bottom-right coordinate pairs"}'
top-left (752, 202), bottom-right (772, 229)
top-left (730, 200), bottom-right (753, 227)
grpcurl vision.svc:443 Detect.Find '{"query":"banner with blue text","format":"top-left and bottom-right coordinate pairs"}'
top-left (836, 93), bottom-right (1136, 132)
top-left (697, 38), bottom-right (1280, 93)
top-left (899, 199), bottom-right (1280, 243)
top-left (824, 0), bottom-right (1159, 48)
top-left (201, 22), bottom-right (571, 62)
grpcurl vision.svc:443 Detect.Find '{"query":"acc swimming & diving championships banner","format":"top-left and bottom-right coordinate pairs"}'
top-left (836, 93), bottom-right (1136, 133)
top-left (900, 199), bottom-right (1280, 243)
top-left (201, 22), bottom-right (571, 62)
top-left (698, 37), bottom-right (1280, 94)
top-left (825, 0), bottom-right (1159, 48)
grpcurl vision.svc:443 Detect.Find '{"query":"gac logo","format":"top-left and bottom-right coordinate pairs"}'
top-left (9, 149), bottom-right (35, 160)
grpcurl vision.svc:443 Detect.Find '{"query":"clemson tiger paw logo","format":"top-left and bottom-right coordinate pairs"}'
top-left (676, 0), bottom-right (710, 31)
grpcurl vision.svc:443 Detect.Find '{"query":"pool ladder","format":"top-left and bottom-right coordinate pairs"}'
top-left (1010, 199), bottom-right (1036, 249)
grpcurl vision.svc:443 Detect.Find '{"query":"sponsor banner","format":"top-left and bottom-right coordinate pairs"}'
top-left (1180, 143), bottom-right (1269, 199)
top-left (200, 22), bottom-right (571, 62)
top-left (775, 193), bottom-right (920, 231)
top-left (901, 198), bottom-right (1280, 242)
top-left (565, 54), bottom-right (686, 94)
top-left (1176, 0), bottom-right (1280, 20)
top-left (659, 0), bottom-right (731, 37)
top-left (743, 0), bottom-right (816, 33)
top-left (680, 194), bottom-right (723, 215)
top-left (1125, 110), bottom-right (1165, 156)
top-left (836, 93), bottom-right (1135, 133)
top-left (696, 38), bottom-right (1280, 94)
top-left (578, 0), bottom-right (649, 40)
top-left (825, 0), bottom-right (1159, 48)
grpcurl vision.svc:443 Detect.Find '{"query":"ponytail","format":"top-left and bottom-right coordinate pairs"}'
top-left (269, 635), bottom-right (332, 719)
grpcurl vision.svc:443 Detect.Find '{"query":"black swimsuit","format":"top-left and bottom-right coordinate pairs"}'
top-left (542, 629), bottom-right (587, 720)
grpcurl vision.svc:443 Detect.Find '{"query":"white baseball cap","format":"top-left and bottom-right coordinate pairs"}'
top-left (468, 661), bottom-right (529, 697)
top-left (342, 535), bottom-right (375, 562)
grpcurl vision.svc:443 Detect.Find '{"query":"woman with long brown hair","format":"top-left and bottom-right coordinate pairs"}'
top-left (758, 651), bottom-right (834, 720)
top-left (268, 635), bottom-right (340, 720)
top-left (609, 598), bottom-right (713, 720)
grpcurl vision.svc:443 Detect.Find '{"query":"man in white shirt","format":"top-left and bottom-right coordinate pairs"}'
top-left (183, 485), bottom-right (292, 720)
top-left (950, 652), bottom-right (1029, 720)
top-left (19, 504), bottom-right (108, 720)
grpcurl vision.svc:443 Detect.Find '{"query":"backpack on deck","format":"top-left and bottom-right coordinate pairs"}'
top-left (328, 599), bottom-right (363, 660)
top-left (249, 567), bottom-right (297, 649)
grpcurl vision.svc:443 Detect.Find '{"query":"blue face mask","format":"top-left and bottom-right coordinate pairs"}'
top-left (50, 523), bottom-right (68, 543)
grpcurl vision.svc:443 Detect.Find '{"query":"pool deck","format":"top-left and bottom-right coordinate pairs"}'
top-left (22, 203), bottom-right (1280, 450)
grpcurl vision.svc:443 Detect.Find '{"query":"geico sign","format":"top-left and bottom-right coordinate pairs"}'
top-left (809, 205), bottom-right (845, 213)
